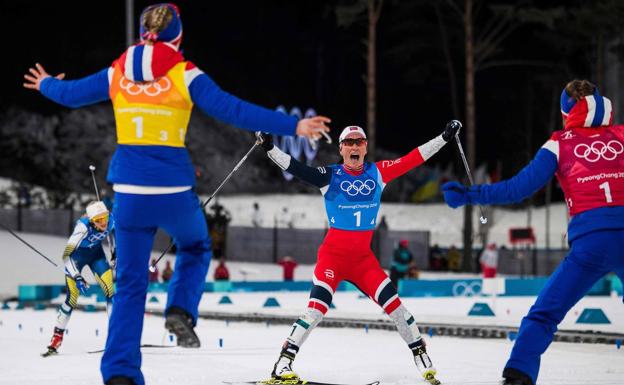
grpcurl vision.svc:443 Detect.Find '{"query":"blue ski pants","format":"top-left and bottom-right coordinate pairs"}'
top-left (505, 229), bottom-right (624, 384)
top-left (101, 190), bottom-right (212, 385)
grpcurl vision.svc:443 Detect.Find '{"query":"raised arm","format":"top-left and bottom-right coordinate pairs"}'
top-left (185, 63), bottom-right (330, 139)
top-left (24, 63), bottom-right (110, 108)
top-left (443, 142), bottom-right (558, 208)
top-left (377, 120), bottom-right (461, 184)
top-left (261, 134), bottom-right (331, 189)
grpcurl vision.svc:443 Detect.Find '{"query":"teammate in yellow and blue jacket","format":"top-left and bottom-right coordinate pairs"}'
top-left (23, 4), bottom-right (331, 385)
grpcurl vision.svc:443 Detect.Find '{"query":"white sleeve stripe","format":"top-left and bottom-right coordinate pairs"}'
top-left (142, 44), bottom-right (154, 80)
top-left (67, 222), bottom-right (89, 246)
top-left (602, 98), bottom-right (612, 126)
top-left (107, 67), bottom-right (114, 85)
top-left (267, 147), bottom-right (291, 170)
top-left (184, 67), bottom-right (204, 88)
top-left (418, 135), bottom-right (446, 161)
top-left (541, 139), bottom-right (559, 160)
top-left (124, 46), bottom-right (135, 80)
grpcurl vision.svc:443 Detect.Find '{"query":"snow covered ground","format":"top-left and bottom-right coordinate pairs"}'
top-left (2, 228), bottom-right (624, 385)
top-left (1, 309), bottom-right (623, 385)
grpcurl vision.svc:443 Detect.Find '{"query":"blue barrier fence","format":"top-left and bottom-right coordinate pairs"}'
top-left (16, 275), bottom-right (623, 302)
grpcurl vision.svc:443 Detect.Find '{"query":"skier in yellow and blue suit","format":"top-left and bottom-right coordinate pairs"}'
top-left (23, 4), bottom-right (330, 384)
top-left (42, 201), bottom-right (115, 357)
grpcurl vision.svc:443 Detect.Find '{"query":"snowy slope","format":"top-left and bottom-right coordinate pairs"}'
top-left (0, 309), bottom-right (623, 385)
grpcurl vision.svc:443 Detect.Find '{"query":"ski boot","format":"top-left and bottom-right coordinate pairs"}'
top-left (41, 327), bottom-right (64, 357)
top-left (502, 368), bottom-right (532, 385)
top-left (165, 307), bottom-right (200, 348)
top-left (271, 342), bottom-right (300, 381)
top-left (412, 339), bottom-right (441, 385)
top-left (106, 376), bottom-right (135, 385)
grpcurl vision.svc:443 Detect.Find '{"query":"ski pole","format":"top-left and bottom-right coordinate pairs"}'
top-left (89, 165), bottom-right (115, 261)
top-left (149, 132), bottom-right (265, 272)
top-left (454, 129), bottom-right (488, 224)
top-left (0, 220), bottom-right (58, 266)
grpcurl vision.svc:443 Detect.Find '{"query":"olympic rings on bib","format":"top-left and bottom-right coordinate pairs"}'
top-left (574, 140), bottom-right (623, 162)
top-left (339, 179), bottom-right (376, 196)
top-left (119, 76), bottom-right (171, 96)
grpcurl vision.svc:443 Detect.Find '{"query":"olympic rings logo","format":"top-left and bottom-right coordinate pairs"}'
top-left (119, 76), bottom-right (171, 96)
top-left (573, 140), bottom-right (623, 162)
top-left (452, 281), bottom-right (482, 297)
top-left (340, 179), bottom-right (376, 196)
top-left (87, 231), bottom-right (107, 245)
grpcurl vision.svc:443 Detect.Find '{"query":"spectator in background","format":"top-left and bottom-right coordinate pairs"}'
top-left (207, 201), bottom-right (231, 259)
top-left (277, 207), bottom-right (293, 228)
top-left (480, 243), bottom-right (499, 278)
top-left (18, 185), bottom-right (31, 208)
top-left (447, 245), bottom-right (462, 272)
top-left (214, 257), bottom-right (230, 281)
top-left (278, 256), bottom-right (297, 281)
top-left (407, 263), bottom-right (420, 280)
top-left (390, 240), bottom-right (413, 288)
top-left (252, 202), bottom-right (263, 227)
top-left (161, 261), bottom-right (174, 283)
top-left (148, 259), bottom-right (159, 283)
top-left (428, 244), bottom-right (442, 271)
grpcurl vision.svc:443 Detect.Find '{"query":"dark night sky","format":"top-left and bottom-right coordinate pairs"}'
top-left (0, 0), bottom-right (605, 180)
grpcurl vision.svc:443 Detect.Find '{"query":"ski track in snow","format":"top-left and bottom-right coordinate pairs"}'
top-left (1, 309), bottom-right (623, 385)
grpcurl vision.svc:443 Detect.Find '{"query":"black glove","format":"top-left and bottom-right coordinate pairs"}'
top-left (442, 120), bottom-right (462, 142)
top-left (260, 132), bottom-right (274, 152)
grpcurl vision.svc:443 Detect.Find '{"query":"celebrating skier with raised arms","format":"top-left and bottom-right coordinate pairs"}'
top-left (23, 3), bottom-right (330, 385)
top-left (442, 79), bottom-right (624, 385)
top-left (261, 121), bottom-right (461, 385)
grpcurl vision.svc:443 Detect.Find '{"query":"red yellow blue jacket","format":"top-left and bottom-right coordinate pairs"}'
top-left (40, 42), bottom-right (297, 187)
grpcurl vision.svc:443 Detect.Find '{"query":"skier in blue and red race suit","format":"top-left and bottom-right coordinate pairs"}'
top-left (442, 79), bottom-right (624, 385)
top-left (23, 3), bottom-right (330, 385)
top-left (261, 121), bottom-right (461, 385)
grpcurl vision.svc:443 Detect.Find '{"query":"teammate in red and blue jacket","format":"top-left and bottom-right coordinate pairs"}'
top-left (262, 122), bottom-right (461, 385)
top-left (23, 4), bottom-right (330, 385)
top-left (443, 79), bottom-right (624, 385)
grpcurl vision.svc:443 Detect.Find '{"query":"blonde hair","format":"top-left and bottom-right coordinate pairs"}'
top-left (565, 79), bottom-right (596, 101)
top-left (141, 5), bottom-right (173, 43)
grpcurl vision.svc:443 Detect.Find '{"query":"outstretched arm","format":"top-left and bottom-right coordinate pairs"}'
top-left (186, 64), bottom-right (330, 139)
top-left (443, 144), bottom-right (558, 208)
top-left (261, 134), bottom-right (331, 189)
top-left (377, 120), bottom-right (461, 184)
top-left (24, 63), bottom-right (110, 108)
